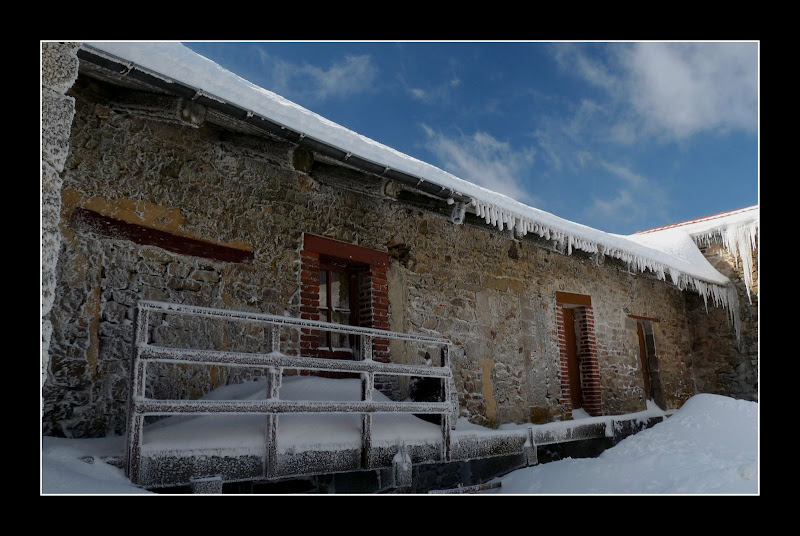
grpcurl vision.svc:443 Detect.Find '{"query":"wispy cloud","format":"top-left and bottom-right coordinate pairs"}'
top-left (532, 130), bottom-right (563, 172)
top-left (587, 160), bottom-right (670, 228)
top-left (421, 125), bottom-right (538, 204)
top-left (256, 51), bottom-right (377, 101)
top-left (590, 189), bottom-right (636, 218)
top-left (408, 77), bottom-right (462, 105)
top-left (553, 42), bottom-right (758, 142)
top-left (554, 44), bottom-right (619, 93)
top-left (598, 161), bottom-right (646, 188)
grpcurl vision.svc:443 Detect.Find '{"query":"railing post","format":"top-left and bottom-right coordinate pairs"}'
top-left (360, 334), bottom-right (373, 361)
top-left (264, 324), bottom-right (281, 478)
top-left (441, 344), bottom-right (458, 429)
top-left (361, 370), bottom-right (374, 469)
top-left (264, 342), bottom-right (281, 479)
top-left (125, 304), bottom-right (149, 483)
top-left (265, 413), bottom-right (278, 478)
top-left (441, 412), bottom-right (452, 462)
top-left (524, 428), bottom-right (538, 466)
top-left (437, 330), bottom-right (453, 454)
top-left (268, 324), bottom-right (280, 354)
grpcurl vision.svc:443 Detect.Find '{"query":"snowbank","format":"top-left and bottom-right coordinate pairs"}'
top-left (41, 379), bottom-right (757, 495)
top-left (490, 393), bottom-right (758, 494)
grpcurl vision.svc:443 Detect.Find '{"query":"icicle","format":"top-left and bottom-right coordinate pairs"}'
top-left (720, 222), bottom-right (758, 304)
top-left (669, 268), bottom-right (680, 286)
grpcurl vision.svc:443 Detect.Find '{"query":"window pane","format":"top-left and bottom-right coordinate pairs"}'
top-left (331, 332), bottom-right (353, 350)
top-left (331, 310), bottom-right (350, 325)
top-left (318, 270), bottom-right (328, 308)
top-left (330, 271), bottom-right (350, 310)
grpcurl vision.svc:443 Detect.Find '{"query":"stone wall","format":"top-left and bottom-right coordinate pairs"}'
top-left (688, 241), bottom-right (758, 401)
top-left (42, 42), bottom-right (81, 396)
top-left (43, 72), bottom-right (724, 438)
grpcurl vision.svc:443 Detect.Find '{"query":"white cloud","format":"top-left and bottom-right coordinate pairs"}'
top-left (553, 42), bottom-right (758, 142)
top-left (555, 44), bottom-right (619, 93)
top-left (422, 125), bottom-right (538, 204)
top-left (590, 189), bottom-right (637, 218)
top-left (587, 160), bottom-right (670, 227)
top-left (408, 77), bottom-right (462, 105)
top-left (532, 130), bottom-right (563, 172)
top-left (622, 42), bottom-right (758, 139)
top-left (598, 161), bottom-right (646, 188)
top-left (256, 51), bottom-right (377, 101)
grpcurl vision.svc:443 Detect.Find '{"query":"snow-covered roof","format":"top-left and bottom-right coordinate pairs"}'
top-left (636, 205), bottom-right (758, 239)
top-left (79, 42), bottom-right (747, 310)
top-left (636, 205), bottom-right (759, 305)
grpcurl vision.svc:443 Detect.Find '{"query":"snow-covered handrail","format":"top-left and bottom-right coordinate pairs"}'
top-left (138, 299), bottom-right (450, 345)
top-left (125, 301), bottom-right (457, 484)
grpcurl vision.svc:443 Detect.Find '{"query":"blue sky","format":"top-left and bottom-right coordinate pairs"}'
top-left (183, 41), bottom-right (758, 235)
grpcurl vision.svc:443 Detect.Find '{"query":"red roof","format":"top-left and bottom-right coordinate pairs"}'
top-left (635, 206), bottom-right (758, 235)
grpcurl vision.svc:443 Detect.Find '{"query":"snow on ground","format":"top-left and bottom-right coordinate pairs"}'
top-left (489, 393), bottom-right (758, 494)
top-left (40, 376), bottom-right (758, 495)
top-left (142, 376), bottom-right (443, 457)
top-left (41, 435), bottom-right (151, 494)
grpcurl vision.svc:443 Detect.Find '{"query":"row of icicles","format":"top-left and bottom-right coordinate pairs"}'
top-left (470, 200), bottom-right (754, 346)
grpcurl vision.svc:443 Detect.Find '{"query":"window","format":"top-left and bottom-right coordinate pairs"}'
top-left (299, 234), bottom-right (390, 363)
top-left (316, 260), bottom-right (360, 357)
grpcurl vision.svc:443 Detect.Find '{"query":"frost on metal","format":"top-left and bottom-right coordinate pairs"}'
top-left (392, 443), bottom-right (413, 488)
top-left (126, 301), bottom-right (457, 486)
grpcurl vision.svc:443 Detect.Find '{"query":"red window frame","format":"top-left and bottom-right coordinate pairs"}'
top-left (299, 234), bottom-right (390, 363)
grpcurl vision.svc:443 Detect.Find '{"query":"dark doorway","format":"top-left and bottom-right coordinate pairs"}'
top-left (636, 319), bottom-right (665, 409)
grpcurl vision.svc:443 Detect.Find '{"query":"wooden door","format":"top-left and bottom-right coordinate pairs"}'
top-left (563, 307), bottom-right (582, 409)
top-left (636, 321), bottom-right (652, 400)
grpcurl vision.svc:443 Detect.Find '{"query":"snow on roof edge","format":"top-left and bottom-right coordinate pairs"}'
top-left (80, 42), bottom-right (736, 304)
top-left (636, 205), bottom-right (758, 237)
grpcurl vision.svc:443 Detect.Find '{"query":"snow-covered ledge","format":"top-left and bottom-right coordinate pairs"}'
top-left (41, 42), bottom-right (81, 399)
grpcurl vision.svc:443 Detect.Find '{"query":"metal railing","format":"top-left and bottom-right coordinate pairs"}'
top-left (125, 300), bottom-right (456, 483)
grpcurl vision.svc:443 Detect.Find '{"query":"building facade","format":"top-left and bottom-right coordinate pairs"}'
top-left (41, 43), bottom-right (758, 444)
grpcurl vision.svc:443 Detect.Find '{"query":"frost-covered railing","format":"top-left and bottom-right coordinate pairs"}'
top-left (125, 300), bottom-right (456, 484)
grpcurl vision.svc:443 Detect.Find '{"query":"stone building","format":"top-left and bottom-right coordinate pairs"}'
top-left (41, 42), bottom-right (758, 457)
